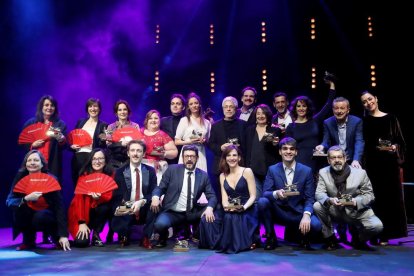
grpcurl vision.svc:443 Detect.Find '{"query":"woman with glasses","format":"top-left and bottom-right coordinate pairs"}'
top-left (68, 148), bottom-right (115, 247)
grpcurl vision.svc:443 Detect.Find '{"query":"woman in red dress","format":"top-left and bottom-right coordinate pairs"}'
top-left (141, 110), bottom-right (178, 184)
top-left (68, 148), bottom-right (115, 247)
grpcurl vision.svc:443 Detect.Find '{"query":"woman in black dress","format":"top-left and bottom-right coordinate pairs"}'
top-left (361, 91), bottom-right (407, 245)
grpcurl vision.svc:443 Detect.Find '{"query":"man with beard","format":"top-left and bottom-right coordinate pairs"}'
top-left (313, 146), bottom-right (383, 250)
top-left (151, 145), bottom-right (217, 248)
top-left (237, 86), bottom-right (257, 125)
top-left (271, 91), bottom-right (292, 136)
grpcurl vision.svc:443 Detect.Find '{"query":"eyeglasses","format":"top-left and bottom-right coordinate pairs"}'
top-left (92, 157), bottom-right (105, 163)
top-left (183, 155), bottom-right (197, 160)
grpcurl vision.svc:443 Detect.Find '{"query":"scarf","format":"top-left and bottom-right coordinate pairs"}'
top-left (330, 163), bottom-right (351, 197)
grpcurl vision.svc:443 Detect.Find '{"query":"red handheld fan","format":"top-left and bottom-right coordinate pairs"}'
top-left (75, 173), bottom-right (118, 194)
top-left (67, 129), bottom-right (93, 147)
top-left (18, 123), bottom-right (49, 144)
top-left (13, 173), bottom-right (61, 194)
top-left (112, 127), bottom-right (142, 143)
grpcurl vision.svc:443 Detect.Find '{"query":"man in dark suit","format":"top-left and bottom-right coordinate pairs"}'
top-left (236, 86), bottom-right (257, 126)
top-left (208, 96), bottom-right (247, 198)
top-left (160, 93), bottom-right (186, 164)
top-left (111, 140), bottom-right (158, 248)
top-left (151, 145), bottom-right (217, 247)
top-left (315, 97), bottom-right (364, 169)
top-left (258, 137), bottom-right (322, 250)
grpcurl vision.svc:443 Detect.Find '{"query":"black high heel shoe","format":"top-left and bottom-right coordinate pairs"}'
top-left (92, 231), bottom-right (104, 247)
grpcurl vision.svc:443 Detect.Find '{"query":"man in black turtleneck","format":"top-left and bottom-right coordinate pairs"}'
top-left (208, 96), bottom-right (247, 199)
top-left (160, 94), bottom-right (186, 165)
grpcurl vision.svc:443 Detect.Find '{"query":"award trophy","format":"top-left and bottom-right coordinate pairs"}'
top-left (99, 127), bottom-right (113, 141)
top-left (114, 200), bottom-right (135, 216)
top-left (190, 129), bottom-right (203, 139)
top-left (377, 138), bottom-right (393, 151)
top-left (263, 132), bottom-right (279, 143)
top-left (313, 149), bottom-right (327, 157)
top-left (46, 126), bottom-right (62, 139)
top-left (284, 183), bottom-right (300, 196)
top-left (338, 194), bottom-right (354, 206)
top-left (323, 71), bottom-right (338, 83)
top-left (227, 196), bottom-right (243, 211)
top-left (228, 138), bottom-right (239, 145)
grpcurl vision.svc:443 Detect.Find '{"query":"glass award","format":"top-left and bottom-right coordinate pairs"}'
top-left (284, 183), bottom-right (300, 196)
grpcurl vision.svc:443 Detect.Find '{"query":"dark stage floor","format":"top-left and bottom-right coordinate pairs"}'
top-left (1, 226), bottom-right (413, 275)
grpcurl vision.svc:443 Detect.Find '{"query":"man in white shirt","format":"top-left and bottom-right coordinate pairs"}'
top-left (151, 145), bottom-right (217, 247)
top-left (111, 140), bottom-right (158, 248)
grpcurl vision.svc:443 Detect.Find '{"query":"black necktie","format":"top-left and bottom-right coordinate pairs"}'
top-left (186, 172), bottom-right (193, 213)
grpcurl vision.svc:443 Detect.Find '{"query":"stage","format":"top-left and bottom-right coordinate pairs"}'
top-left (0, 226), bottom-right (413, 275)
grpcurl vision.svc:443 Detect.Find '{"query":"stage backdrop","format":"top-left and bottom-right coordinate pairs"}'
top-left (0, 0), bottom-right (411, 227)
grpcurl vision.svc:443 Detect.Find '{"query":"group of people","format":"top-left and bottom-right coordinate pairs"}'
top-left (6, 81), bottom-right (407, 253)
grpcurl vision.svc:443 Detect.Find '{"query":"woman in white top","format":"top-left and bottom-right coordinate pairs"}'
top-left (175, 92), bottom-right (211, 172)
top-left (71, 98), bottom-right (108, 187)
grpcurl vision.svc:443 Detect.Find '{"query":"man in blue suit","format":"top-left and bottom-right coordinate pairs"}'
top-left (315, 97), bottom-right (364, 169)
top-left (111, 140), bottom-right (158, 249)
top-left (258, 137), bottom-right (321, 250)
top-left (151, 145), bottom-right (217, 247)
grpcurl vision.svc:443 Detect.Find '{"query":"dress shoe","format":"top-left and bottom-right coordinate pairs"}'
top-left (264, 235), bottom-right (278, 250)
top-left (323, 235), bottom-right (341, 251)
top-left (299, 240), bottom-right (315, 251)
top-left (119, 236), bottom-right (130, 247)
top-left (16, 243), bottom-right (35, 251)
top-left (140, 237), bottom-right (153, 249)
top-left (92, 237), bottom-right (104, 247)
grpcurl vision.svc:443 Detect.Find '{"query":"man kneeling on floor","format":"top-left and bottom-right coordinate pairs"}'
top-left (314, 145), bottom-right (383, 250)
top-left (150, 145), bottom-right (218, 250)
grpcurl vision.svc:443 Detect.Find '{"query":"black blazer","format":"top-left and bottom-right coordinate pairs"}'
top-left (152, 164), bottom-right (217, 210)
top-left (112, 162), bottom-right (157, 212)
top-left (75, 118), bottom-right (108, 149)
top-left (208, 119), bottom-right (247, 175)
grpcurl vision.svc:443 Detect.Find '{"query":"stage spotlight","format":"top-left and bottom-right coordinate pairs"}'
top-left (368, 17), bottom-right (374, 37)
top-left (210, 24), bottom-right (214, 45)
top-left (370, 65), bottom-right (376, 87)
top-left (311, 67), bottom-right (316, 89)
top-left (155, 24), bottom-right (160, 44)
top-left (210, 72), bottom-right (215, 93)
top-left (262, 69), bottom-right (268, 91)
top-left (154, 70), bottom-right (159, 92)
top-left (261, 21), bottom-right (266, 43)
top-left (310, 18), bottom-right (316, 40)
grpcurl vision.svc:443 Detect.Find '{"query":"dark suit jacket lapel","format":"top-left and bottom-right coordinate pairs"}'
top-left (141, 165), bottom-right (149, 196)
top-left (193, 169), bottom-right (201, 201)
top-left (123, 166), bottom-right (132, 198)
top-left (276, 163), bottom-right (287, 188)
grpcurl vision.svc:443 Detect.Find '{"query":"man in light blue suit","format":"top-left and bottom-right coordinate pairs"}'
top-left (315, 97), bottom-right (364, 169)
top-left (151, 145), bottom-right (217, 247)
top-left (258, 137), bottom-right (321, 250)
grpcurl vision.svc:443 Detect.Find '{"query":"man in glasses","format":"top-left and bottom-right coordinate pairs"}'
top-left (151, 145), bottom-right (217, 248)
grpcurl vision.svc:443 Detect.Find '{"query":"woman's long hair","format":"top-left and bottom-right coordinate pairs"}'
top-left (35, 95), bottom-right (60, 122)
top-left (185, 92), bottom-right (205, 126)
top-left (219, 145), bottom-right (243, 176)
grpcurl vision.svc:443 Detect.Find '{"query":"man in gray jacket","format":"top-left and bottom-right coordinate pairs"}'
top-left (313, 146), bottom-right (383, 250)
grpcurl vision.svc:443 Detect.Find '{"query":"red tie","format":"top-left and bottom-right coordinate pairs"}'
top-left (135, 168), bottom-right (141, 221)
top-left (135, 168), bottom-right (141, 201)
